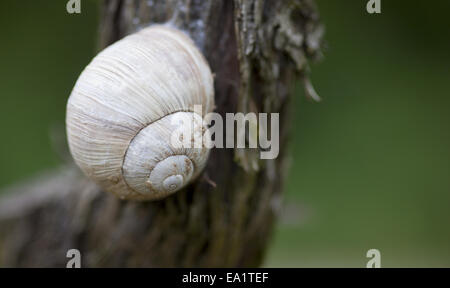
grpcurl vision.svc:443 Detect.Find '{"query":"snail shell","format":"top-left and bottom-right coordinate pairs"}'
top-left (66, 25), bottom-right (214, 201)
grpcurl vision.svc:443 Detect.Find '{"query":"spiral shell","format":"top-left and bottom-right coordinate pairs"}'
top-left (66, 25), bottom-right (214, 200)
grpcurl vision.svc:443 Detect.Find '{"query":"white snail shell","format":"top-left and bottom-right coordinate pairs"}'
top-left (66, 25), bottom-right (214, 201)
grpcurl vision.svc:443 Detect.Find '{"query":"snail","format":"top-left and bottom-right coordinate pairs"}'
top-left (66, 25), bottom-right (214, 201)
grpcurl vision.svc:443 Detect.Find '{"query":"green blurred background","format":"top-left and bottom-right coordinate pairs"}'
top-left (1, 1), bottom-right (449, 267)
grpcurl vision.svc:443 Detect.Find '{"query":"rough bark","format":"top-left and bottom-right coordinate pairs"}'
top-left (0, 0), bottom-right (322, 267)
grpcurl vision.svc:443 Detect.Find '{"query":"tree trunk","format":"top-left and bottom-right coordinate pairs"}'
top-left (0, 0), bottom-right (322, 267)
